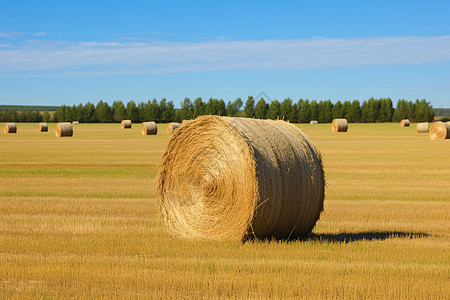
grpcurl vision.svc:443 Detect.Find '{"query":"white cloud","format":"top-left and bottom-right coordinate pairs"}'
top-left (1, 36), bottom-right (450, 76)
top-left (34, 32), bottom-right (47, 36)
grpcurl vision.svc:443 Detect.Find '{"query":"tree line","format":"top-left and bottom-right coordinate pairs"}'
top-left (0, 97), bottom-right (434, 123)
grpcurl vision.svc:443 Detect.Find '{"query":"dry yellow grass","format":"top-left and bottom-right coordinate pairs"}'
top-left (0, 122), bottom-right (449, 299)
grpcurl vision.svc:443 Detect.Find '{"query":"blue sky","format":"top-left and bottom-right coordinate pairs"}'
top-left (1, 0), bottom-right (449, 108)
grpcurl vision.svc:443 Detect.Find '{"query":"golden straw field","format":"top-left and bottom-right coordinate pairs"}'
top-left (1, 122), bottom-right (449, 299)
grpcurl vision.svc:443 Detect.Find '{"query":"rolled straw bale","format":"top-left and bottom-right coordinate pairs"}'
top-left (416, 122), bottom-right (429, 133)
top-left (310, 120), bottom-right (318, 125)
top-left (331, 118), bottom-right (348, 132)
top-left (72, 121), bottom-right (79, 125)
top-left (55, 122), bottom-right (73, 137)
top-left (429, 122), bottom-right (450, 140)
top-left (38, 123), bottom-right (48, 132)
top-left (400, 119), bottom-right (410, 127)
top-left (447, 121), bottom-right (450, 125)
top-left (121, 120), bottom-right (132, 129)
top-left (181, 119), bottom-right (192, 126)
top-left (167, 122), bottom-right (180, 134)
top-left (141, 122), bottom-right (157, 135)
top-left (157, 116), bottom-right (325, 241)
top-left (4, 123), bottom-right (17, 133)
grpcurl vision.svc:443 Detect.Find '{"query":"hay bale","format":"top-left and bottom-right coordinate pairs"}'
top-left (121, 120), bottom-right (132, 129)
top-left (72, 121), bottom-right (79, 125)
top-left (4, 123), bottom-right (17, 133)
top-left (38, 123), bottom-right (48, 132)
top-left (55, 122), bottom-right (73, 137)
top-left (416, 122), bottom-right (429, 133)
top-left (447, 121), bottom-right (450, 125)
top-left (429, 122), bottom-right (450, 140)
top-left (157, 116), bottom-right (325, 241)
top-left (141, 122), bottom-right (157, 135)
top-left (331, 118), bottom-right (348, 132)
top-left (167, 122), bottom-right (180, 134)
top-left (181, 119), bottom-right (192, 126)
top-left (310, 120), bottom-right (318, 125)
top-left (400, 119), bottom-right (410, 127)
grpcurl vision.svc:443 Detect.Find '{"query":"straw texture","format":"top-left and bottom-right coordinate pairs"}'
top-left (429, 122), bottom-right (450, 140)
top-left (38, 123), bottom-right (48, 132)
top-left (157, 116), bottom-right (325, 241)
top-left (400, 119), bottom-right (410, 127)
top-left (310, 120), bottom-right (318, 125)
top-left (167, 122), bottom-right (180, 134)
top-left (416, 122), bottom-right (429, 133)
top-left (331, 118), bottom-right (348, 132)
top-left (121, 120), bottom-right (132, 129)
top-left (4, 123), bottom-right (17, 133)
top-left (141, 122), bottom-right (157, 135)
top-left (181, 120), bottom-right (192, 126)
top-left (55, 122), bottom-right (73, 137)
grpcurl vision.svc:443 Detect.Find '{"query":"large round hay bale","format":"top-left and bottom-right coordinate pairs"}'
top-left (121, 120), bottom-right (132, 129)
top-left (38, 123), bottom-right (48, 132)
top-left (167, 122), bottom-right (180, 134)
top-left (181, 119), bottom-right (192, 126)
top-left (310, 120), bottom-right (318, 125)
top-left (4, 123), bottom-right (17, 133)
top-left (55, 122), bottom-right (73, 137)
top-left (331, 118), bottom-right (348, 132)
top-left (141, 122), bottom-right (157, 135)
top-left (157, 116), bottom-right (325, 241)
top-left (400, 119), bottom-right (410, 127)
top-left (416, 122), bottom-right (429, 133)
top-left (429, 122), bottom-right (450, 140)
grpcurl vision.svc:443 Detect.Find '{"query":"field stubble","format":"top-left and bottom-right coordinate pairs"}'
top-left (0, 122), bottom-right (449, 299)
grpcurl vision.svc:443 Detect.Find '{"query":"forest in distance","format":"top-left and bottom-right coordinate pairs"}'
top-left (0, 97), bottom-right (435, 124)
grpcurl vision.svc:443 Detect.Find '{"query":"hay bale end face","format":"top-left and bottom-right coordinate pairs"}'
top-left (55, 122), bottom-right (73, 137)
top-left (4, 123), bottom-right (17, 133)
top-left (167, 122), bottom-right (180, 134)
top-left (157, 116), bottom-right (325, 241)
top-left (400, 119), bottom-right (410, 127)
top-left (310, 120), bottom-right (318, 125)
top-left (141, 122), bottom-right (157, 135)
top-left (38, 123), bottom-right (48, 132)
top-left (331, 118), bottom-right (348, 132)
top-left (416, 122), bottom-right (429, 133)
top-left (121, 120), bottom-right (132, 129)
top-left (429, 122), bottom-right (450, 140)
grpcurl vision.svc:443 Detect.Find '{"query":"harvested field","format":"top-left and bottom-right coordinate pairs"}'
top-left (0, 122), bottom-right (449, 299)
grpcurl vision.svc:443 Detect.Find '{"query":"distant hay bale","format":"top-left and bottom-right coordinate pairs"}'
top-left (400, 119), bottom-right (410, 127)
top-left (4, 123), bottom-right (17, 133)
top-left (38, 123), bottom-right (48, 132)
top-left (55, 122), bottom-right (73, 137)
top-left (141, 122), bottom-right (157, 135)
top-left (121, 120), bottom-right (132, 129)
top-left (181, 119), bottom-right (192, 126)
top-left (72, 121), bottom-right (79, 125)
top-left (157, 116), bottom-right (325, 241)
top-left (429, 122), bottom-right (450, 140)
top-left (447, 121), bottom-right (450, 125)
top-left (331, 118), bottom-right (348, 132)
top-left (310, 120), bottom-right (318, 125)
top-left (416, 122), bottom-right (429, 133)
top-left (167, 122), bottom-right (180, 134)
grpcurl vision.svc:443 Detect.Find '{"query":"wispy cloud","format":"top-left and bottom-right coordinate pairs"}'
top-left (34, 32), bottom-right (47, 36)
top-left (1, 36), bottom-right (450, 76)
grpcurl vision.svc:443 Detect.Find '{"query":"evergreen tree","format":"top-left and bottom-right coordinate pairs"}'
top-left (95, 101), bottom-right (113, 123)
top-left (126, 101), bottom-right (139, 122)
top-left (43, 111), bottom-right (51, 122)
top-left (82, 102), bottom-right (96, 123)
top-left (298, 99), bottom-right (310, 123)
top-left (332, 101), bottom-right (343, 119)
top-left (193, 97), bottom-right (204, 117)
top-left (218, 99), bottom-right (227, 116)
top-left (348, 100), bottom-right (361, 122)
top-left (112, 101), bottom-right (126, 122)
top-left (290, 103), bottom-right (298, 123)
top-left (280, 98), bottom-right (292, 121)
top-left (406, 101), bottom-right (415, 121)
top-left (308, 100), bottom-right (319, 121)
top-left (268, 100), bottom-right (280, 120)
top-left (226, 97), bottom-right (243, 116)
top-left (179, 97), bottom-right (194, 120)
top-left (341, 101), bottom-right (351, 120)
top-left (244, 96), bottom-right (255, 118)
top-left (360, 101), bottom-right (369, 123)
top-left (255, 98), bottom-right (268, 119)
